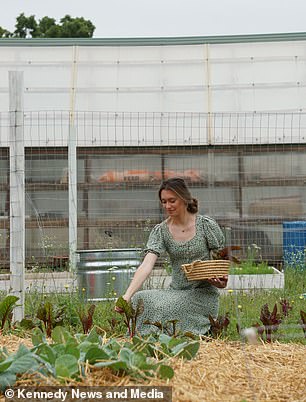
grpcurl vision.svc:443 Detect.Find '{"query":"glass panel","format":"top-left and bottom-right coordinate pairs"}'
top-left (242, 186), bottom-right (306, 218)
top-left (25, 148), bottom-right (68, 183)
top-left (228, 224), bottom-right (282, 263)
top-left (244, 151), bottom-right (306, 180)
top-left (0, 157), bottom-right (8, 184)
top-left (78, 152), bottom-right (162, 185)
top-left (164, 154), bottom-right (208, 182)
top-left (193, 187), bottom-right (239, 218)
top-left (26, 190), bottom-right (68, 219)
top-left (84, 189), bottom-right (159, 221)
top-left (211, 153), bottom-right (239, 182)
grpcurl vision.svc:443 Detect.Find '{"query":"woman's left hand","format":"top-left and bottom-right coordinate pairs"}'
top-left (207, 275), bottom-right (228, 288)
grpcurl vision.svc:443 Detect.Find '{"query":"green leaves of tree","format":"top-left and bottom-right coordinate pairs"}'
top-left (14, 13), bottom-right (38, 38)
top-left (0, 13), bottom-right (95, 38)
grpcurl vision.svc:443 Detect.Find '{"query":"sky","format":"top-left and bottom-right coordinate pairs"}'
top-left (0, 0), bottom-right (306, 38)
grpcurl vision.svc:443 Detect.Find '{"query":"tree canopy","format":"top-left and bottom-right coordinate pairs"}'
top-left (0, 13), bottom-right (95, 38)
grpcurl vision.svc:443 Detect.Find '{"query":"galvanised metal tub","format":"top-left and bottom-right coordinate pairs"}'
top-left (76, 248), bottom-right (142, 301)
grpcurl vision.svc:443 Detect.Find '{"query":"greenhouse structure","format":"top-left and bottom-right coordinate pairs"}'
top-left (0, 33), bottom-right (306, 317)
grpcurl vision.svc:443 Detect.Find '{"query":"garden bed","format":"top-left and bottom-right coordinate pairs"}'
top-left (226, 266), bottom-right (284, 290)
top-left (0, 335), bottom-right (304, 402)
top-left (145, 266), bottom-right (285, 291)
top-left (0, 266), bottom-right (304, 402)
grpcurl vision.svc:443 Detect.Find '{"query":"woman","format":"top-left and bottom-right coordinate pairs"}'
top-left (116, 177), bottom-right (227, 336)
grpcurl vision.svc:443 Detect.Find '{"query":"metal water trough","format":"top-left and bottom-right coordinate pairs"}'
top-left (76, 248), bottom-right (142, 301)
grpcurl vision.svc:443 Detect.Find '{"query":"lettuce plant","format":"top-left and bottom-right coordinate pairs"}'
top-left (208, 313), bottom-right (230, 338)
top-left (253, 303), bottom-right (282, 342)
top-left (279, 299), bottom-right (293, 317)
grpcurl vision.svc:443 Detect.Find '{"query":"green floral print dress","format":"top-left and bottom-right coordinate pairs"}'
top-left (132, 214), bottom-right (225, 336)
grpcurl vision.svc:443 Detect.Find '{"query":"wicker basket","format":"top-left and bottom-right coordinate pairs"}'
top-left (181, 259), bottom-right (230, 281)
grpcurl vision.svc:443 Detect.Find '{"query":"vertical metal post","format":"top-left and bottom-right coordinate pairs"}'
top-left (9, 71), bottom-right (25, 321)
top-left (68, 46), bottom-right (78, 270)
top-left (68, 124), bottom-right (77, 270)
top-left (205, 43), bottom-right (213, 145)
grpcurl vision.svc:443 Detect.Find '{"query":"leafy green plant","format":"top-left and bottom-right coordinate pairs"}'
top-left (230, 262), bottom-right (275, 275)
top-left (115, 296), bottom-right (144, 338)
top-left (77, 304), bottom-right (96, 334)
top-left (0, 343), bottom-right (42, 390)
top-left (279, 299), bottom-right (293, 317)
top-left (246, 243), bottom-right (263, 263)
top-left (36, 301), bottom-right (65, 337)
top-left (299, 310), bottom-right (306, 338)
top-left (143, 319), bottom-right (180, 337)
top-left (0, 325), bottom-right (201, 390)
top-left (212, 246), bottom-right (241, 264)
top-left (253, 303), bottom-right (282, 343)
top-left (18, 316), bottom-right (41, 331)
top-left (107, 317), bottom-right (120, 331)
top-left (208, 313), bottom-right (230, 338)
top-left (0, 295), bottom-right (19, 330)
top-left (93, 342), bottom-right (173, 380)
top-left (152, 333), bottom-right (200, 361)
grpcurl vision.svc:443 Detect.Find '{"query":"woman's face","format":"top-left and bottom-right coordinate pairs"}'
top-left (160, 189), bottom-right (186, 217)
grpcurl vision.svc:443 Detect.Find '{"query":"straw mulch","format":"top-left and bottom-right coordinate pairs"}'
top-left (0, 335), bottom-right (305, 402)
top-left (0, 334), bottom-right (33, 352)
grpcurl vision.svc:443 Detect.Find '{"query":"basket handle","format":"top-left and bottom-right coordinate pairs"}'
top-left (185, 259), bottom-right (202, 273)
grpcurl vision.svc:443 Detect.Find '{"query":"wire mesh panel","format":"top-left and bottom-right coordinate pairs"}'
top-left (0, 148), bottom-right (9, 271)
top-left (25, 147), bottom-right (69, 264)
top-left (0, 111), bottom-right (305, 270)
top-left (77, 149), bottom-right (162, 251)
top-left (75, 145), bottom-right (306, 268)
top-left (73, 112), bottom-right (306, 271)
top-left (0, 113), bottom-right (10, 271)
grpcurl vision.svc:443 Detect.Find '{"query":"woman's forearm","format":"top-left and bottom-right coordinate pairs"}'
top-left (123, 253), bottom-right (157, 301)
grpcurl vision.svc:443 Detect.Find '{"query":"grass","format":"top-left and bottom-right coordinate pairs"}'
top-left (219, 267), bottom-right (305, 343)
top-left (229, 261), bottom-right (276, 275)
top-left (1, 265), bottom-right (304, 343)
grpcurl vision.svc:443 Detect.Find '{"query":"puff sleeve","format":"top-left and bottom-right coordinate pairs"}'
top-left (201, 215), bottom-right (225, 251)
top-left (143, 224), bottom-right (166, 257)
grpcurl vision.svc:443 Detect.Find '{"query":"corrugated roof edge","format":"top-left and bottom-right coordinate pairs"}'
top-left (1, 32), bottom-right (306, 46)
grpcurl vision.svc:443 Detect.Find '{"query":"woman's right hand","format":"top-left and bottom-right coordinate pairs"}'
top-left (207, 275), bottom-right (228, 288)
top-left (114, 253), bottom-right (156, 314)
top-left (114, 305), bottom-right (124, 314)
